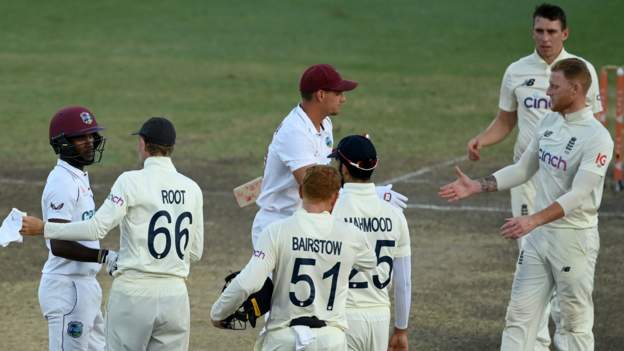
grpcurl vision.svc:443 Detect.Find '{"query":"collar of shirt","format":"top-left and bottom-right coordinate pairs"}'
top-left (144, 156), bottom-right (177, 171)
top-left (57, 159), bottom-right (88, 178)
top-left (531, 47), bottom-right (570, 68)
top-left (563, 107), bottom-right (593, 123)
top-left (342, 182), bottom-right (377, 196)
top-left (295, 105), bottom-right (326, 135)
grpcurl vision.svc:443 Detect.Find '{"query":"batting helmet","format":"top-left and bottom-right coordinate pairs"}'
top-left (49, 106), bottom-right (106, 165)
top-left (219, 271), bottom-right (273, 330)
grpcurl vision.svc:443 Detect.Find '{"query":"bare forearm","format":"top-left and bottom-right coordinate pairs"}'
top-left (476, 110), bottom-right (517, 147)
top-left (531, 202), bottom-right (565, 227)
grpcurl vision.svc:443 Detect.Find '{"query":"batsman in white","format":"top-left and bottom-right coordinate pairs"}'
top-left (441, 58), bottom-right (613, 351)
top-left (330, 135), bottom-right (411, 351)
top-left (211, 165), bottom-right (376, 350)
top-left (465, 4), bottom-right (602, 350)
top-left (40, 106), bottom-right (117, 351)
top-left (22, 117), bottom-right (204, 351)
top-left (252, 63), bottom-right (407, 249)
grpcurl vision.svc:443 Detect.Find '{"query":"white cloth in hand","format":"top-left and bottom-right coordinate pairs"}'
top-left (376, 184), bottom-right (408, 209)
top-left (105, 250), bottom-right (119, 276)
top-left (0, 208), bottom-right (26, 247)
top-left (292, 325), bottom-right (315, 351)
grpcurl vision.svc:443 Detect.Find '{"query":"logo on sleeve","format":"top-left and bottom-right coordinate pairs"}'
top-left (67, 321), bottom-right (83, 338)
top-left (524, 79), bottom-right (535, 86)
top-left (595, 153), bottom-right (607, 167)
top-left (544, 130), bottom-right (553, 137)
top-left (108, 193), bottom-right (125, 206)
top-left (50, 202), bottom-right (64, 211)
top-left (325, 135), bottom-right (333, 147)
top-left (253, 249), bottom-right (265, 260)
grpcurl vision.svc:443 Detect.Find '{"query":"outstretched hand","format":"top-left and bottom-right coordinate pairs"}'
top-left (438, 166), bottom-right (481, 202)
top-left (19, 216), bottom-right (45, 236)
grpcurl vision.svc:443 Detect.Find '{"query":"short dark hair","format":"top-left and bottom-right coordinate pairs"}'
top-left (533, 3), bottom-right (567, 29)
top-left (145, 142), bottom-right (174, 156)
top-left (302, 165), bottom-right (341, 201)
top-left (551, 58), bottom-right (592, 94)
top-left (301, 91), bottom-right (314, 101)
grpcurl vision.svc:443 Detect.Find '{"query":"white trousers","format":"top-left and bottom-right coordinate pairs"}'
top-left (106, 274), bottom-right (190, 351)
top-left (511, 180), bottom-right (565, 351)
top-left (345, 307), bottom-right (390, 351)
top-left (254, 326), bottom-right (346, 351)
top-left (501, 227), bottom-right (599, 351)
top-left (251, 209), bottom-right (289, 249)
top-left (38, 274), bottom-right (106, 351)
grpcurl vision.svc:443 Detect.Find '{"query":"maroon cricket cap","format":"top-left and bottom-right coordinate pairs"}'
top-left (299, 64), bottom-right (358, 94)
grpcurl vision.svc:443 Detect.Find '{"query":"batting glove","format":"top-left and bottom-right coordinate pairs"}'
top-left (99, 250), bottom-right (119, 276)
top-left (376, 184), bottom-right (408, 210)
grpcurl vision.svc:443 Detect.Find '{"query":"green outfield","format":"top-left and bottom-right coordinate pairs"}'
top-left (1, 1), bottom-right (623, 350)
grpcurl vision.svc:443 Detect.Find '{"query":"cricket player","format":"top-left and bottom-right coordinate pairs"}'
top-left (40, 106), bottom-right (117, 351)
top-left (211, 165), bottom-right (377, 350)
top-left (329, 135), bottom-right (412, 351)
top-left (465, 4), bottom-right (602, 349)
top-left (252, 63), bottom-right (407, 249)
top-left (440, 58), bottom-right (613, 351)
top-left (22, 117), bottom-right (204, 351)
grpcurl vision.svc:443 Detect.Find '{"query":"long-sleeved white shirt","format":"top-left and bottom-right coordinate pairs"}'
top-left (44, 157), bottom-right (204, 278)
top-left (211, 209), bottom-right (376, 331)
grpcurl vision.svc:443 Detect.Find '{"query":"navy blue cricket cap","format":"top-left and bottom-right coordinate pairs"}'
top-left (328, 134), bottom-right (378, 171)
top-left (132, 117), bottom-right (176, 146)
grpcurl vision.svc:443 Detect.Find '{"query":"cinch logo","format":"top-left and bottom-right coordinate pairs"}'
top-left (538, 148), bottom-right (567, 171)
top-left (108, 193), bottom-right (124, 207)
top-left (595, 153), bottom-right (607, 167)
top-left (523, 96), bottom-right (551, 109)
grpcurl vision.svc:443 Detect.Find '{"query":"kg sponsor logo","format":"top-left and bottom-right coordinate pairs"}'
top-left (595, 153), bottom-right (607, 167)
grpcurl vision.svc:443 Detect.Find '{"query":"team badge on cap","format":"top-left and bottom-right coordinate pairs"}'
top-left (80, 112), bottom-right (94, 125)
top-left (67, 321), bottom-right (83, 338)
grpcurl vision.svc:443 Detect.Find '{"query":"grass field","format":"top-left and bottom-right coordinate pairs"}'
top-left (1, 1), bottom-right (623, 350)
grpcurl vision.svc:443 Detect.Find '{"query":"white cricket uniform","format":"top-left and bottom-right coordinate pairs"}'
top-left (211, 209), bottom-right (376, 351)
top-left (499, 48), bottom-right (601, 223)
top-left (43, 157), bottom-right (204, 351)
top-left (496, 108), bottom-right (613, 351)
top-left (331, 183), bottom-right (411, 351)
top-left (39, 159), bottom-right (105, 351)
top-left (498, 49), bottom-right (602, 350)
top-left (252, 105), bottom-right (333, 247)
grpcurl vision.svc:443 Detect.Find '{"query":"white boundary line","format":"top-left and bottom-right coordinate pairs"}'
top-left (382, 155), bottom-right (467, 185)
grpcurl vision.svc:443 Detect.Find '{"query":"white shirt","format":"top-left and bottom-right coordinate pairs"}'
top-left (332, 183), bottom-right (411, 309)
top-left (41, 159), bottom-right (101, 276)
top-left (498, 49), bottom-right (602, 161)
top-left (256, 105), bottom-right (334, 216)
top-left (210, 209), bottom-right (376, 331)
top-left (44, 157), bottom-right (204, 279)
top-left (527, 108), bottom-right (613, 228)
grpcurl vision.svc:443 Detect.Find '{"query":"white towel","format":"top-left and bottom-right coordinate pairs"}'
top-left (292, 325), bottom-right (315, 351)
top-left (0, 208), bottom-right (26, 247)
